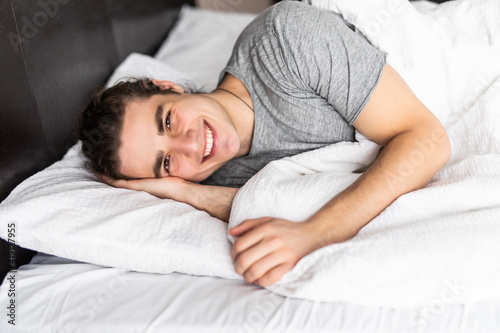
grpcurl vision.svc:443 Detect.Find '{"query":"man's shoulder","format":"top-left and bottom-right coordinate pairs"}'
top-left (253, 1), bottom-right (348, 47)
top-left (234, 1), bottom-right (315, 47)
top-left (268, 1), bottom-right (317, 21)
top-left (260, 1), bottom-right (321, 35)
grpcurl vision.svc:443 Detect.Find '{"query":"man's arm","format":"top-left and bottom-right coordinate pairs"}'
top-left (229, 63), bottom-right (451, 286)
top-left (182, 183), bottom-right (238, 222)
top-left (100, 175), bottom-right (238, 222)
top-left (304, 64), bottom-right (451, 245)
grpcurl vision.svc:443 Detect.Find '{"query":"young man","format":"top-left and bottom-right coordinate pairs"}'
top-left (77, 2), bottom-right (450, 287)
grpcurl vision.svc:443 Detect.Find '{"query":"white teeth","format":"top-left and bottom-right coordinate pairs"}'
top-left (204, 123), bottom-right (213, 158)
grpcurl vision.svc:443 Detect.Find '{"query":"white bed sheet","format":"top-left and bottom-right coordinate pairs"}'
top-left (1, 253), bottom-right (499, 333)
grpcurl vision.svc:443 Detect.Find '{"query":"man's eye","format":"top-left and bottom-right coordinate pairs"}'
top-left (165, 111), bottom-right (171, 130)
top-left (164, 155), bottom-right (170, 174)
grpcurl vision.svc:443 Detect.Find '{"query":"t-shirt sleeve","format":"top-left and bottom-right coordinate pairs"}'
top-left (269, 2), bottom-right (387, 125)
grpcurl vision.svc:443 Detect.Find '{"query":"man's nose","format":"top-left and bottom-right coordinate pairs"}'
top-left (169, 129), bottom-right (199, 157)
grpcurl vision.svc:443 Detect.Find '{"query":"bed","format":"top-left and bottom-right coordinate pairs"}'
top-left (2, 0), bottom-right (500, 332)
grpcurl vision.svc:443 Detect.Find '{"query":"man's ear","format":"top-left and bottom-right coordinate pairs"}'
top-left (151, 79), bottom-right (185, 94)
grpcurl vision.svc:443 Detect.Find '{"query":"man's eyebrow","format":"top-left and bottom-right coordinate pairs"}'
top-left (156, 103), bottom-right (165, 135)
top-left (153, 150), bottom-right (164, 178)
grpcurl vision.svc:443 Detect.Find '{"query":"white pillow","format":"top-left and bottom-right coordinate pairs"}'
top-left (0, 53), bottom-right (241, 281)
top-left (106, 52), bottom-right (203, 92)
top-left (154, 5), bottom-right (257, 91)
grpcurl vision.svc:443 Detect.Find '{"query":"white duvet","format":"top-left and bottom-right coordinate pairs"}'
top-left (228, 0), bottom-right (500, 307)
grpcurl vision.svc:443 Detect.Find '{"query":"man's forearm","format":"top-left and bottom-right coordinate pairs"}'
top-left (305, 126), bottom-right (451, 247)
top-left (183, 183), bottom-right (239, 222)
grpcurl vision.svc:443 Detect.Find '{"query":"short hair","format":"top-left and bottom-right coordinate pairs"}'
top-left (74, 78), bottom-right (179, 180)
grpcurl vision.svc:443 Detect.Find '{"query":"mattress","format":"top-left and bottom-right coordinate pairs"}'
top-left (1, 253), bottom-right (500, 333)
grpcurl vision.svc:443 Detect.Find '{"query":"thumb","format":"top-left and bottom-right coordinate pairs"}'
top-left (228, 224), bottom-right (243, 236)
top-left (229, 217), bottom-right (271, 236)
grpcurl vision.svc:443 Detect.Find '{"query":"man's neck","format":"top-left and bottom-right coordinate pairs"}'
top-left (212, 73), bottom-right (255, 158)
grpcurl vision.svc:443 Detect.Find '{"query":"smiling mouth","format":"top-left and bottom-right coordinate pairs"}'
top-left (203, 121), bottom-right (214, 161)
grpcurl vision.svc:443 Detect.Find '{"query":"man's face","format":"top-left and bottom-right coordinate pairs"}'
top-left (118, 92), bottom-right (242, 182)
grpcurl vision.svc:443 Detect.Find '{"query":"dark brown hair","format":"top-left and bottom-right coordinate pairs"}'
top-left (75, 78), bottom-right (179, 180)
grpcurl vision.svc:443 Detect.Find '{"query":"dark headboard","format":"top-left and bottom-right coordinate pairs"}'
top-left (0, 0), bottom-right (194, 283)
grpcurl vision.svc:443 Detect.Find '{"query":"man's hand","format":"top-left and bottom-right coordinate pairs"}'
top-left (229, 217), bottom-right (324, 287)
top-left (98, 174), bottom-right (238, 222)
top-left (98, 174), bottom-right (189, 202)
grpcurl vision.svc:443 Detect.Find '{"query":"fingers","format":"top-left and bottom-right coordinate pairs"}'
top-left (229, 217), bottom-right (304, 288)
top-left (241, 252), bottom-right (284, 283)
top-left (239, 250), bottom-right (292, 287)
top-left (233, 237), bottom-right (280, 275)
top-left (255, 263), bottom-right (292, 287)
top-left (229, 216), bottom-right (271, 237)
top-left (230, 219), bottom-right (273, 261)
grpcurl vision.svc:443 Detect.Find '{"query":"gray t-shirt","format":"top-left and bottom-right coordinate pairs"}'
top-left (201, 1), bottom-right (387, 188)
